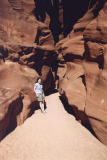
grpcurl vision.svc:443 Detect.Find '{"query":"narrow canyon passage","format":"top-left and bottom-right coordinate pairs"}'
top-left (0, 93), bottom-right (107, 160)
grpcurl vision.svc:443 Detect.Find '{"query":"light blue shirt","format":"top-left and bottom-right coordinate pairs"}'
top-left (34, 83), bottom-right (43, 94)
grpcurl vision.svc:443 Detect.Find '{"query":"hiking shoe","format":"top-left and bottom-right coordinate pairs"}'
top-left (43, 110), bottom-right (46, 114)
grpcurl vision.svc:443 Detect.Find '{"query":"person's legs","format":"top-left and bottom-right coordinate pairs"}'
top-left (39, 101), bottom-right (45, 113)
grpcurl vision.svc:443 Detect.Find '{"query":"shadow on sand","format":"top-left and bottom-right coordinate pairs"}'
top-left (59, 94), bottom-right (98, 139)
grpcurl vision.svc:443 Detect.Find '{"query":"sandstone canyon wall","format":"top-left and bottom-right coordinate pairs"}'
top-left (0, 0), bottom-right (107, 146)
top-left (0, 0), bottom-right (57, 140)
top-left (57, 0), bottom-right (107, 145)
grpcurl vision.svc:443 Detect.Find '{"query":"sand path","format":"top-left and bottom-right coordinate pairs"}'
top-left (0, 93), bottom-right (107, 160)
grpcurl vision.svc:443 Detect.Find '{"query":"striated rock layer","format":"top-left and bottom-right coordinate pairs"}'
top-left (57, 0), bottom-right (107, 145)
top-left (0, 0), bottom-right (57, 89)
top-left (0, 61), bottom-right (39, 140)
top-left (0, 0), bottom-right (57, 139)
top-left (0, 0), bottom-right (107, 146)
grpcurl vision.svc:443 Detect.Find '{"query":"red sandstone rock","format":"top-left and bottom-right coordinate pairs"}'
top-left (0, 0), bottom-right (57, 91)
top-left (85, 41), bottom-right (104, 59)
top-left (57, 36), bottom-right (84, 59)
top-left (0, 0), bottom-right (54, 45)
top-left (0, 0), bottom-right (57, 141)
top-left (57, 0), bottom-right (107, 145)
top-left (82, 1), bottom-right (107, 145)
top-left (84, 2), bottom-right (107, 43)
top-left (0, 0), bottom-right (107, 147)
top-left (0, 61), bottom-right (38, 140)
top-left (83, 61), bottom-right (107, 145)
top-left (41, 65), bottom-right (55, 91)
top-left (58, 62), bottom-right (86, 113)
top-left (0, 88), bottom-right (23, 140)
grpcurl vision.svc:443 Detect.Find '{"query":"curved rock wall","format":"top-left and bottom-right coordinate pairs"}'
top-left (57, 0), bottom-right (107, 145)
top-left (0, 0), bottom-right (58, 89)
top-left (0, 0), bottom-right (57, 139)
top-left (0, 0), bottom-right (107, 145)
top-left (0, 61), bottom-right (39, 140)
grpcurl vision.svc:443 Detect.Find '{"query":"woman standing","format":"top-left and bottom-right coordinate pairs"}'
top-left (34, 77), bottom-right (46, 113)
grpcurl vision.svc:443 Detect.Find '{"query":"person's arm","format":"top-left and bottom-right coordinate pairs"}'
top-left (43, 91), bottom-right (45, 97)
top-left (42, 86), bottom-right (45, 101)
top-left (34, 84), bottom-right (36, 93)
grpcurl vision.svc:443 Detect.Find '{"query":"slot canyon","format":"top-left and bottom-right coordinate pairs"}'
top-left (0, 0), bottom-right (107, 159)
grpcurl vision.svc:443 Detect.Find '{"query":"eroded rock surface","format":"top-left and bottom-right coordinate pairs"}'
top-left (57, 0), bottom-right (107, 145)
top-left (0, 0), bottom-right (58, 139)
top-left (0, 61), bottom-right (39, 140)
top-left (0, 0), bottom-right (107, 146)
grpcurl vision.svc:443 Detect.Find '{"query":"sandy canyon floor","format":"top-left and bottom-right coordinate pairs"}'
top-left (0, 93), bottom-right (107, 160)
